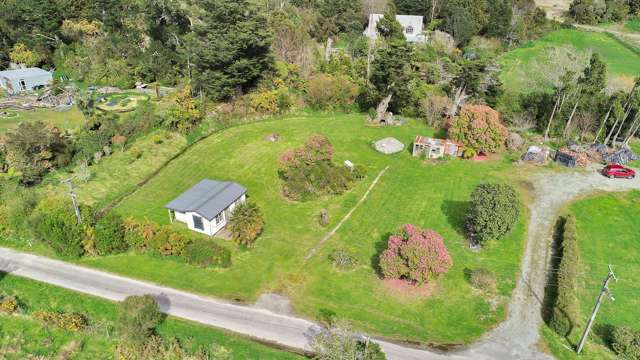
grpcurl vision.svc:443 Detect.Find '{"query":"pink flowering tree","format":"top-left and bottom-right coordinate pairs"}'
top-left (447, 105), bottom-right (508, 153)
top-left (379, 224), bottom-right (453, 284)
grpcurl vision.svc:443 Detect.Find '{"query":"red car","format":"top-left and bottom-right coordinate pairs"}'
top-left (602, 164), bottom-right (636, 179)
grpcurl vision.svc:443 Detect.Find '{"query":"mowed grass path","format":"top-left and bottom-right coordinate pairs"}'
top-left (543, 191), bottom-right (640, 359)
top-left (499, 28), bottom-right (640, 95)
top-left (0, 274), bottom-right (302, 359)
top-left (80, 114), bottom-right (527, 344)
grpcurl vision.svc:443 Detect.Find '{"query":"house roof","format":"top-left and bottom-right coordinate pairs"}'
top-left (363, 14), bottom-right (426, 42)
top-left (0, 68), bottom-right (52, 80)
top-left (165, 179), bottom-right (247, 221)
top-left (414, 136), bottom-right (463, 147)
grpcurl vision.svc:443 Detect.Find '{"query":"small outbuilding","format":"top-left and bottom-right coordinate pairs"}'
top-left (0, 68), bottom-right (53, 94)
top-left (165, 179), bottom-right (247, 237)
top-left (363, 14), bottom-right (427, 43)
top-left (412, 136), bottom-right (463, 159)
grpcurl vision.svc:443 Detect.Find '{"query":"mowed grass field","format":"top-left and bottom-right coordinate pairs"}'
top-left (499, 28), bottom-right (640, 95)
top-left (543, 191), bottom-right (640, 359)
top-left (72, 113), bottom-right (529, 344)
top-left (0, 107), bottom-right (85, 133)
top-left (0, 274), bottom-right (302, 359)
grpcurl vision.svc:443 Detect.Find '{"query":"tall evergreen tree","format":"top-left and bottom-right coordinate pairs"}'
top-left (370, 39), bottom-right (415, 112)
top-left (485, 0), bottom-right (513, 38)
top-left (377, 8), bottom-right (405, 41)
top-left (186, 0), bottom-right (273, 100)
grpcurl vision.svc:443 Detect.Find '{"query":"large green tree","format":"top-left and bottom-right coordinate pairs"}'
top-left (370, 39), bottom-right (416, 112)
top-left (187, 0), bottom-right (273, 100)
top-left (443, 0), bottom-right (489, 43)
top-left (485, 0), bottom-right (513, 38)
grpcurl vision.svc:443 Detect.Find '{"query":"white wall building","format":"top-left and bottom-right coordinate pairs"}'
top-left (0, 68), bottom-right (53, 94)
top-left (363, 14), bottom-right (427, 43)
top-left (165, 179), bottom-right (247, 237)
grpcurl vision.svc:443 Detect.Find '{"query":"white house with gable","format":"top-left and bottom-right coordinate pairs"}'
top-left (165, 179), bottom-right (247, 236)
top-left (363, 14), bottom-right (427, 43)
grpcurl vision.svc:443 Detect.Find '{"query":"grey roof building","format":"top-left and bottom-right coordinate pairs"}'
top-left (166, 179), bottom-right (247, 220)
top-left (0, 68), bottom-right (53, 94)
top-left (165, 179), bottom-right (248, 236)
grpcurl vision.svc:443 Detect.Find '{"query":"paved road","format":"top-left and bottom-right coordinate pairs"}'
top-left (1, 167), bottom-right (638, 359)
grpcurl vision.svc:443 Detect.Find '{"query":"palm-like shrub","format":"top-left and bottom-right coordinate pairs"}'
top-left (228, 201), bottom-right (264, 247)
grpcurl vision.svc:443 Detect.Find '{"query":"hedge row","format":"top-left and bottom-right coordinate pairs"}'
top-left (549, 215), bottom-right (581, 337)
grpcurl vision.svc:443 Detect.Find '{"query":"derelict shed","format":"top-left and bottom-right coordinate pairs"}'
top-left (165, 179), bottom-right (247, 236)
top-left (0, 68), bottom-right (53, 94)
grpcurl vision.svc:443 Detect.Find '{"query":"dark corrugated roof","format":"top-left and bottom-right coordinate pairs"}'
top-left (165, 179), bottom-right (247, 221)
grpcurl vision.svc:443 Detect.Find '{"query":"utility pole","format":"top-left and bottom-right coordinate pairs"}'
top-left (62, 178), bottom-right (82, 224)
top-left (576, 265), bottom-right (617, 354)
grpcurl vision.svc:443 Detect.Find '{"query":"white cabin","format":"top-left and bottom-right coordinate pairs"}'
top-left (165, 179), bottom-right (247, 236)
top-left (0, 68), bottom-right (53, 94)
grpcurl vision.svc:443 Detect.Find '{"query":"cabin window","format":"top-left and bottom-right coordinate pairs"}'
top-left (192, 215), bottom-right (204, 230)
top-left (215, 212), bottom-right (224, 225)
top-left (19, 80), bottom-right (27, 91)
top-left (406, 26), bottom-right (414, 34)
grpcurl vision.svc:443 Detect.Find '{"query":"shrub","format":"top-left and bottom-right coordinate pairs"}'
top-left (330, 248), bottom-right (357, 270)
top-left (318, 209), bottom-right (330, 227)
top-left (611, 326), bottom-right (640, 360)
top-left (33, 311), bottom-right (88, 332)
top-left (0, 181), bottom-right (38, 236)
top-left (379, 224), bottom-right (453, 284)
top-left (183, 239), bottom-right (231, 268)
top-left (279, 135), bottom-right (357, 201)
top-left (118, 295), bottom-right (163, 346)
top-left (30, 198), bottom-right (92, 258)
top-left (0, 296), bottom-right (19, 314)
top-left (549, 215), bottom-right (581, 337)
top-left (447, 105), bottom-right (508, 153)
top-left (147, 226), bottom-right (190, 256)
top-left (469, 268), bottom-right (497, 293)
top-left (466, 183), bottom-right (520, 245)
top-left (228, 201), bottom-right (264, 247)
top-left (94, 211), bottom-right (128, 256)
top-left (462, 147), bottom-right (477, 159)
top-left (306, 74), bottom-right (359, 111)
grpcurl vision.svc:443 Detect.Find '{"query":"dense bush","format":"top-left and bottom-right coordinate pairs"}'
top-left (30, 198), bottom-right (92, 258)
top-left (0, 295), bottom-right (19, 315)
top-left (183, 239), bottom-right (231, 268)
top-left (94, 211), bottom-right (128, 256)
top-left (146, 227), bottom-right (190, 256)
top-left (379, 224), bottom-right (453, 285)
top-left (611, 326), bottom-right (640, 360)
top-left (118, 295), bottom-right (163, 346)
top-left (1, 122), bottom-right (72, 185)
top-left (466, 183), bottom-right (520, 245)
top-left (549, 215), bottom-right (581, 337)
top-left (228, 201), bottom-right (264, 247)
top-left (279, 135), bottom-right (357, 201)
top-left (311, 321), bottom-right (387, 360)
top-left (447, 105), bottom-right (508, 153)
top-left (0, 180), bottom-right (38, 237)
top-left (306, 74), bottom-right (359, 111)
top-left (33, 310), bottom-right (88, 332)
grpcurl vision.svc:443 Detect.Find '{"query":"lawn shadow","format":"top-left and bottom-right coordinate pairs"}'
top-left (441, 200), bottom-right (470, 237)
top-left (594, 323), bottom-right (616, 349)
top-left (370, 232), bottom-right (392, 278)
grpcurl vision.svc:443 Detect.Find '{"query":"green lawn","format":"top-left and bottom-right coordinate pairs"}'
top-left (40, 130), bottom-right (187, 208)
top-left (0, 274), bottom-right (302, 359)
top-left (64, 113), bottom-right (530, 344)
top-left (0, 107), bottom-right (85, 133)
top-left (499, 28), bottom-right (640, 95)
top-left (543, 191), bottom-right (640, 359)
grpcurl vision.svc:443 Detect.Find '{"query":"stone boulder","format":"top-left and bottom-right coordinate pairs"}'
top-left (374, 137), bottom-right (405, 155)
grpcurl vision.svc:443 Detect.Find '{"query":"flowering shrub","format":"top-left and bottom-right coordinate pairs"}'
top-left (379, 224), bottom-right (453, 284)
top-left (447, 105), bottom-right (508, 153)
top-left (33, 311), bottom-right (88, 332)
